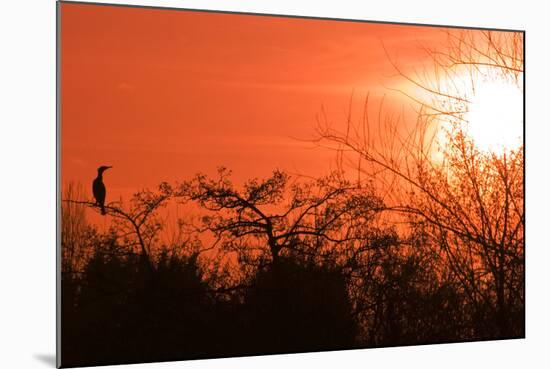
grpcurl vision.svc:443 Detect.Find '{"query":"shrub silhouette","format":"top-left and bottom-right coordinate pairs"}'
top-left (61, 244), bottom-right (213, 367)
top-left (60, 160), bottom-right (524, 366)
top-left (241, 257), bottom-right (357, 354)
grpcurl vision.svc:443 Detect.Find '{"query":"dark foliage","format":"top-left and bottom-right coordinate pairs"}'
top-left (240, 258), bottom-right (357, 354)
top-left (60, 169), bottom-right (523, 367)
top-left (61, 244), bottom-right (213, 367)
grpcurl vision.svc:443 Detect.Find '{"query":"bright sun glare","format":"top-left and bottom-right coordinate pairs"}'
top-left (464, 77), bottom-right (523, 153)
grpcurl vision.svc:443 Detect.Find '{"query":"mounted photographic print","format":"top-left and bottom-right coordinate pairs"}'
top-left (57, 1), bottom-right (525, 367)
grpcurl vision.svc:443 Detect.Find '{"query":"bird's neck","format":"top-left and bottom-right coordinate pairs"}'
top-left (97, 172), bottom-right (103, 180)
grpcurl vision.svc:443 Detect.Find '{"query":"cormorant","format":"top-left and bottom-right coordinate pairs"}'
top-left (93, 166), bottom-right (112, 215)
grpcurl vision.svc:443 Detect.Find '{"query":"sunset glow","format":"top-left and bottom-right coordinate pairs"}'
top-left (465, 77), bottom-right (523, 153)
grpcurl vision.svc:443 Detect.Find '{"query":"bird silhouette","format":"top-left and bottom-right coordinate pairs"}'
top-left (93, 166), bottom-right (112, 215)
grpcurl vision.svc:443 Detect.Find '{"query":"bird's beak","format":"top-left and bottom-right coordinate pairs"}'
top-left (106, 166), bottom-right (113, 170)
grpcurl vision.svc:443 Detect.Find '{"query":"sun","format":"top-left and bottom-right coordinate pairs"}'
top-left (464, 77), bottom-right (523, 153)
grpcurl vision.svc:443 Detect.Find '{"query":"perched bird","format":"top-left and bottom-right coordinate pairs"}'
top-left (92, 166), bottom-right (112, 215)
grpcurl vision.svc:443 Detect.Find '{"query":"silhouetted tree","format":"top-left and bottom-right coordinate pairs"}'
top-left (64, 182), bottom-right (175, 273)
top-left (61, 236), bottom-right (214, 366)
top-left (241, 257), bottom-right (357, 354)
top-left (179, 168), bottom-right (384, 268)
top-left (313, 29), bottom-right (524, 340)
top-left (176, 168), bottom-right (389, 350)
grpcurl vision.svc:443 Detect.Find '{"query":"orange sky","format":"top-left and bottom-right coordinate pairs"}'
top-left (61, 2), bottom-right (450, 202)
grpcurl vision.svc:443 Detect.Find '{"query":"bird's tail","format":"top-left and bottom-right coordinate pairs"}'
top-left (100, 204), bottom-right (106, 216)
